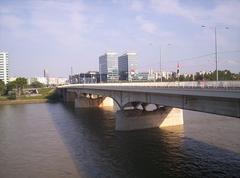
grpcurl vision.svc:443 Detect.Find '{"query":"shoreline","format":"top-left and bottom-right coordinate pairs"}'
top-left (0, 99), bottom-right (57, 105)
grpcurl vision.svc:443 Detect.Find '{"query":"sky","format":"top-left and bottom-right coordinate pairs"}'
top-left (0, 0), bottom-right (240, 78)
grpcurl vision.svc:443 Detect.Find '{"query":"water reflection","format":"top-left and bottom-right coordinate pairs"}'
top-left (0, 104), bottom-right (80, 178)
top-left (183, 110), bottom-right (240, 153)
top-left (0, 103), bottom-right (240, 178)
top-left (48, 104), bottom-right (240, 178)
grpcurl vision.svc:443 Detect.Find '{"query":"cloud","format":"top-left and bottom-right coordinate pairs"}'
top-left (135, 15), bottom-right (174, 39)
top-left (211, 1), bottom-right (240, 27)
top-left (226, 59), bottom-right (240, 65)
top-left (130, 0), bottom-right (143, 11)
top-left (29, 1), bottom-right (88, 40)
top-left (136, 15), bottom-right (157, 34)
top-left (151, 0), bottom-right (187, 17)
top-left (0, 0), bottom-right (100, 44)
top-left (150, 0), bottom-right (240, 26)
top-left (0, 14), bottom-right (24, 29)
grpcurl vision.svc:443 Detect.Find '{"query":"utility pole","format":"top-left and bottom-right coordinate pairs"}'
top-left (160, 46), bottom-right (162, 82)
top-left (201, 25), bottom-right (229, 81)
top-left (149, 43), bottom-right (171, 82)
top-left (71, 66), bottom-right (73, 75)
top-left (214, 26), bottom-right (218, 81)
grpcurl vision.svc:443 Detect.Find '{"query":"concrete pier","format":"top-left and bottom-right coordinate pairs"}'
top-left (75, 96), bottom-right (114, 108)
top-left (63, 91), bottom-right (185, 130)
top-left (75, 96), bottom-right (101, 108)
top-left (68, 93), bottom-right (184, 130)
top-left (115, 107), bottom-right (183, 131)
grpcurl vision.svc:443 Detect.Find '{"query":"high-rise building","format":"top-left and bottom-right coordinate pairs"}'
top-left (118, 52), bottom-right (137, 81)
top-left (99, 52), bottom-right (118, 82)
top-left (0, 52), bottom-right (9, 84)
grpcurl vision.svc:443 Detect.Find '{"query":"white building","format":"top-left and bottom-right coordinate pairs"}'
top-left (27, 77), bottom-right (67, 86)
top-left (27, 77), bottom-right (47, 85)
top-left (9, 77), bottom-right (17, 82)
top-left (48, 77), bottom-right (67, 85)
top-left (0, 52), bottom-right (9, 84)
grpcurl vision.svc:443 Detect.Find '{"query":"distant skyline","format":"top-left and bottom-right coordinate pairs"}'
top-left (0, 0), bottom-right (240, 77)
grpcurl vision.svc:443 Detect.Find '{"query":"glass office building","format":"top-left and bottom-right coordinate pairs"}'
top-left (118, 53), bottom-right (137, 81)
top-left (99, 52), bottom-right (118, 82)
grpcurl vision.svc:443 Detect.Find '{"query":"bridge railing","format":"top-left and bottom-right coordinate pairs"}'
top-left (59, 81), bottom-right (240, 89)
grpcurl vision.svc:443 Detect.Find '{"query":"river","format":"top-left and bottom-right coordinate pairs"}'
top-left (0, 103), bottom-right (239, 178)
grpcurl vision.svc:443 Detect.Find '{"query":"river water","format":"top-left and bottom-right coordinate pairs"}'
top-left (0, 103), bottom-right (239, 178)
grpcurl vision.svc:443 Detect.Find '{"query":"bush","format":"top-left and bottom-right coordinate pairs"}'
top-left (8, 91), bottom-right (16, 100)
top-left (30, 81), bottom-right (44, 88)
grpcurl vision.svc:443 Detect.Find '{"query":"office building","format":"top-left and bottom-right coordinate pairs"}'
top-left (118, 52), bottom-right (137, 81)
top-left (0, 52), bottom-right (9, 84)
top-left (69, 71), bottom-right (100, 84)
top-left (99, 52), bottom-right (118, 82)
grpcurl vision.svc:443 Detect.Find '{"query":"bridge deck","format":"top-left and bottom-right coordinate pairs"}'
top-left (60, 84), bottom-right (240, 99)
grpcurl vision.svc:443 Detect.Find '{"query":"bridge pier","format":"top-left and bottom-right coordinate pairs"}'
top-left (115, 107), bottom-right (183, 131)
top-left (74, 96), bottom-right (114, 108)
top-left (75, 96), bottom-right (102, 108)
top-left (64, 91), bottom-right (76, 103)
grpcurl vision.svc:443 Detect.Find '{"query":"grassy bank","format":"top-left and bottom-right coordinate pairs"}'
top-left (0, 88), bottom-right (59, 105)
top-left (0, 99), bottom-right (49, 105)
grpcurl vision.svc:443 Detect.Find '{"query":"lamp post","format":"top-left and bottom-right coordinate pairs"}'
top-left (201, 25), bottom-right (229, 81)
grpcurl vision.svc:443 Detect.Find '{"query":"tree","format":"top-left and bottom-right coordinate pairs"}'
top-left (30, 81), bottom-right (44, 88)
top-left (179, 75), bottom-right (185, 81)
top-left (6, 81), bottom-right (17, 92)
top-left (15, 77), bottom-right (28, 96)
top-left (0, 79), bottom-right (5, 96)
top-left (195, 72), bottom-right (203, 81)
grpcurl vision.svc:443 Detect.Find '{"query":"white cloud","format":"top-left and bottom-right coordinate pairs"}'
top-left (136, 15), bottom-right (157, 34)
top-left (0, 0), bottom-right (99, 44)
top-left (131, 0), bottom-right (143, 11)
top-left (150, 0), bottom-right (191, 18)
top-left (211, 1), bottom-right (240, 27)
top-left (29, 1), bottom-right (88, 38)
top-left (111, 0), bottom-right (119, 4)
top-left (226, 59), bottom-right (240, 65)
top-left (150, 0), bottom-right (240, 26)
top-left (0, 14), bottom-right (24, 29)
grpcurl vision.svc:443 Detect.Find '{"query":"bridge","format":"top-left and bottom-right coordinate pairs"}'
top-left (58, 81), bottom-right (240, 131)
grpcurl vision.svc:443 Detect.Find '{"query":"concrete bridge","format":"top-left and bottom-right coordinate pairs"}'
top-left (58, 81), bottom-right (240, 131)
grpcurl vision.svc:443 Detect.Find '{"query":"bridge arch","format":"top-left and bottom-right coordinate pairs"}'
top-left (67, 89), bottom-right (122, 110)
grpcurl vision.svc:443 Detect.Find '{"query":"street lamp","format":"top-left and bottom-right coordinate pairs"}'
top-left (201, 25), bottom-right (229, 81)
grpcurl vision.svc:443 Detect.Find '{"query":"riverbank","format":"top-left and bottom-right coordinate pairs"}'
top-left (0, 88), bottom-right (60, 105)
top-left (0, 98), bottom-right (51, 105)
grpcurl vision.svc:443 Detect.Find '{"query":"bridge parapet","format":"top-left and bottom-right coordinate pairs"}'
top-left (59, 81), bottom-right (240, 90)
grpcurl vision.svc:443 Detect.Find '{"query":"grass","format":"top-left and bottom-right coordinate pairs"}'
top-left (0, 96), bottom-right (8, 101)
top-left (1, 88), bottom-right (59, 101)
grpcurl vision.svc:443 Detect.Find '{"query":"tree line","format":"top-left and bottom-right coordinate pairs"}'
top-left (158, 70), bottom-right (240, 82)
top-left (0, 77), bottom-right (44, 97)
